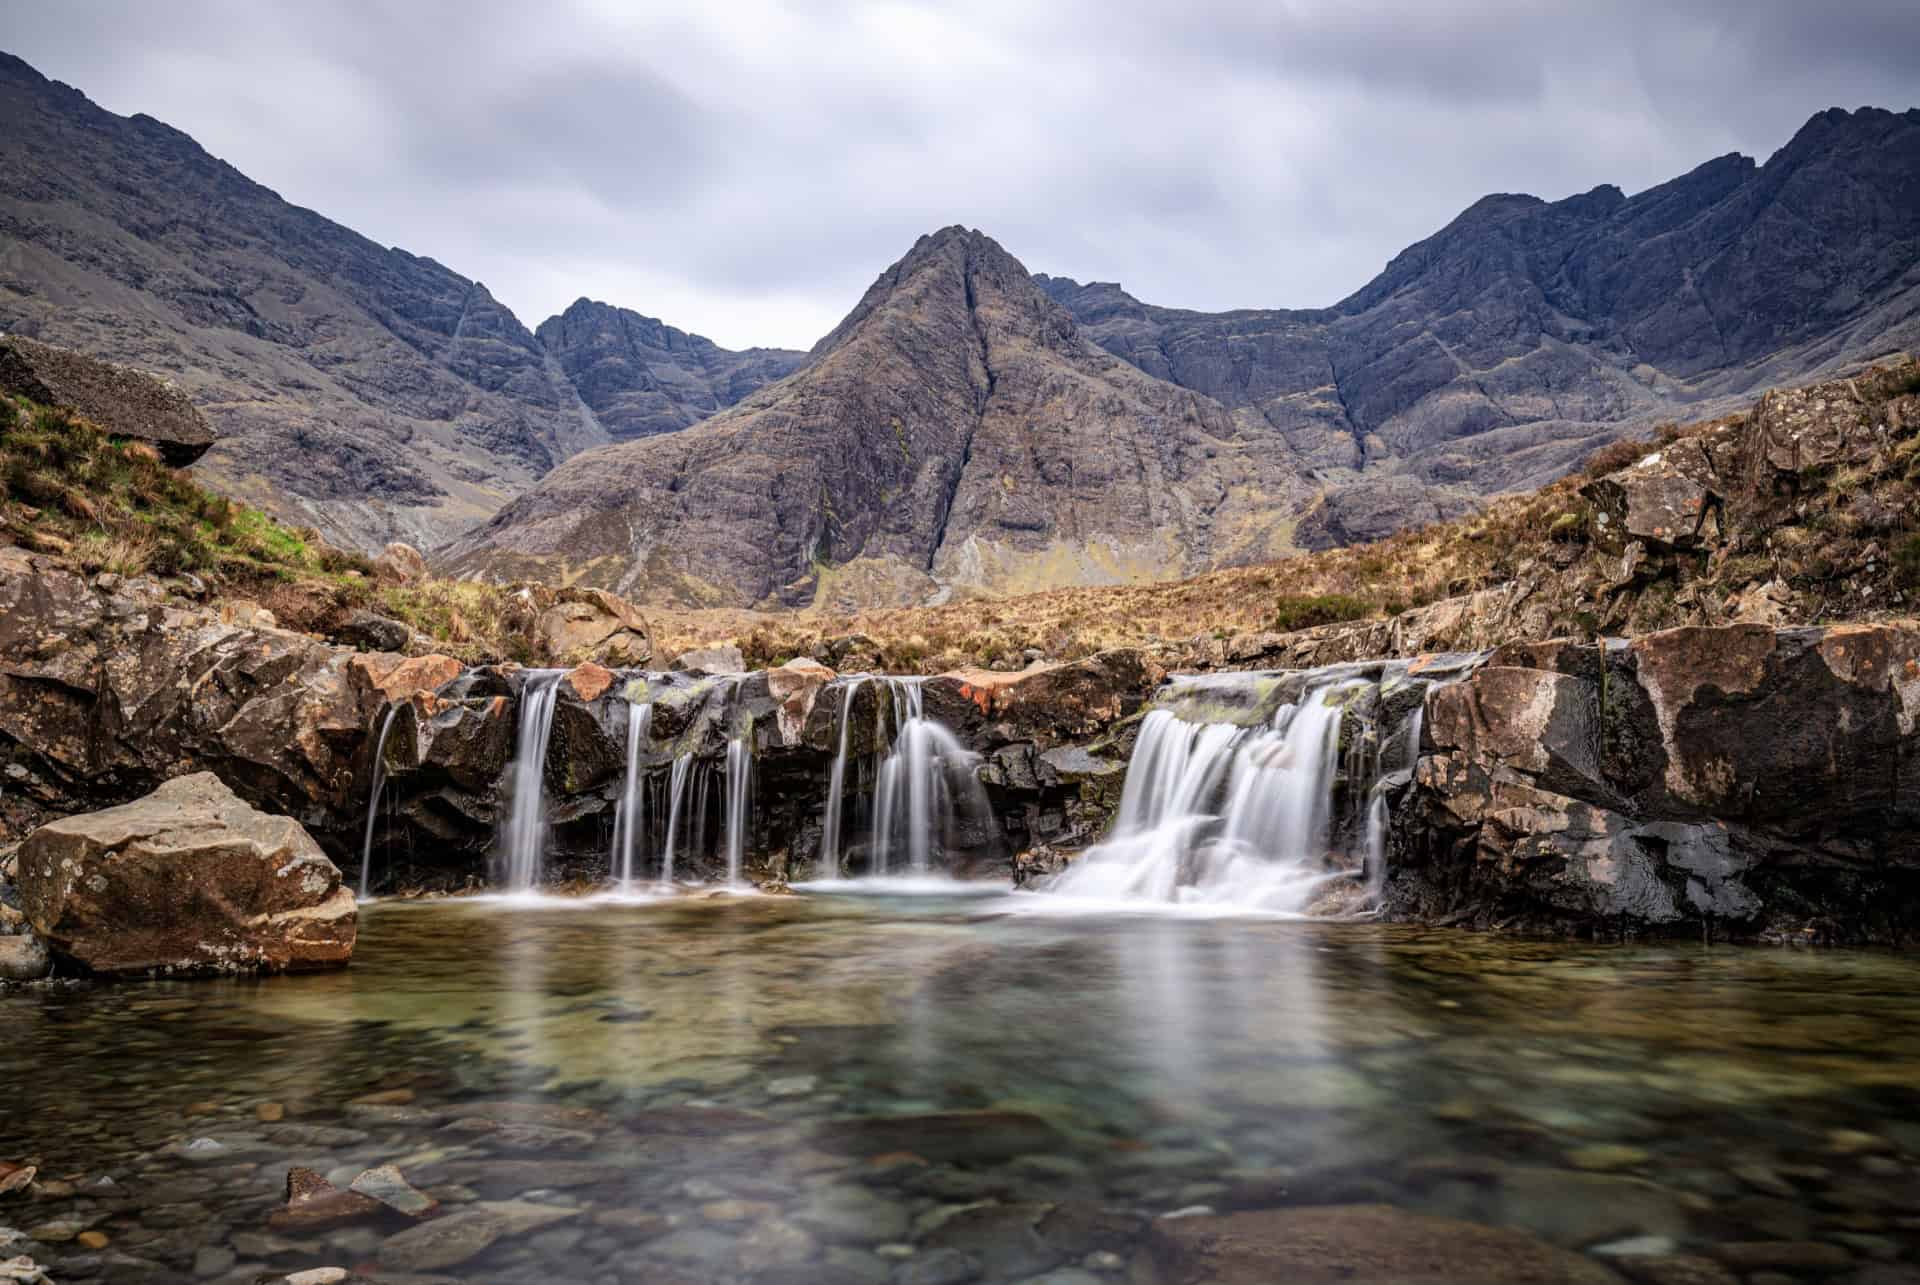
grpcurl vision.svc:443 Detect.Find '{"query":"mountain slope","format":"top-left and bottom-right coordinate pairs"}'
top-left (1039, 106), bottom-right (1920, 546)
top-left (0, 52), bottom-right (793, 553)
top-left (535, 299), bottom-right (807, 442)
top-left (441, 228), bottom-right (1310, 607)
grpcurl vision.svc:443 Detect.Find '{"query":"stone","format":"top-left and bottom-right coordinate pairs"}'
top-left (348, 1164), bottom-right (438, 1218)
top-left (671, 645), bottom-right (747, 676)
top-left (371, 543), bottom-right (429, 586)
top-left (815, 1111), bottom-right (1067, 1165)
top-left (283, 1271), bottom-right (349, 1285)
top-left (1567, 1145), bottom-right (1650, 1172)
top-left (14, 773), bottom-right (355, 976)
top-left (791, 1185), bottom-right (912, 1246)
top-left (736, 1218), bottom-right (819, 1272)
top-left (377, 1201), bottom-right (578, 1271)
top-left (1141, 1204), bottom-right (1623, 1283)
top-left (0, 935), bottom-right (48, 981)
top-left (894, 1246), bottom-right (981, 1285)
top-left (1610, 1258), bottom-right (1735, 1285)
top-left (0, 335), bottom-right (215, 465)
top-left (334, 610), bottom-right (412, 653)
top-left (920, 1203), bottom-right (1063, 1280)
top-left (1710, 1241), bottom-right (1854, 1272)
top-left (270, 1167), bottom-right (387, 1232)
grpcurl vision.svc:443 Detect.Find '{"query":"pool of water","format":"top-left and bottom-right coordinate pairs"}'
top-left (5, 886), bottom-right (1920, 1282)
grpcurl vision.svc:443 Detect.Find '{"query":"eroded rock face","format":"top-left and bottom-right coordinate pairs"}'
top-left (0, 546), bottom-right (459, 856)
top-left (1392, 621), bottom-right (1920, 940)
top-left (16, 773), bottom-right (355, 975)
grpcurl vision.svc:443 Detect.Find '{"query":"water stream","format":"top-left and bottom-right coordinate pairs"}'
top-left (610, 700), bottom-right (652, 888)
top-left (355, 704), bottom-right (399, 900)
top-left (500, 669), bottom-right (565, 892)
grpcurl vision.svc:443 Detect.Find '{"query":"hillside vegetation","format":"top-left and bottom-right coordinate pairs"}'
top-left (7, 355), bottom-right (1918, 677)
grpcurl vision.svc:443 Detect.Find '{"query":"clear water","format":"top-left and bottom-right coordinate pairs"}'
top-left (7, 894), bottom-right (1920, 1282)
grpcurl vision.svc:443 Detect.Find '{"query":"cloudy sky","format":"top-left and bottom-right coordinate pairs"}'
top-left (4, 1), bottom-right (1916, 349)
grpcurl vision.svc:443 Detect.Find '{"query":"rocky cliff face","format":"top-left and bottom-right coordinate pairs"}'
top-left (442, 228), bottom-right (1311, 607)
top-left (536, 298), bottom-right (807, 441)
top-left (0, 52), bottom-right (606, 552)
top-left (1040, 107), bottom-right (1920, 546)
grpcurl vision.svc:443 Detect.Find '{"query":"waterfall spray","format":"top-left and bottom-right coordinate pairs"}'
top-left (724, 733), bottom-right (753, 886)
top-left (819, 676), bottom-right (868, 879)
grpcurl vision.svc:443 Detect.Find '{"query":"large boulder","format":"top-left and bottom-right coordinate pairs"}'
top-left (371, 542), bottom-right (428, 585)
top-left (1393, 621), bottom-right (1920, 939)
top-left (15, 773), bottom-right (356, 976)
top-left (0, 334), bottom-right (215, 466)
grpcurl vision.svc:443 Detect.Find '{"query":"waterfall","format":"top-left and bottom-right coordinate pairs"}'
top-left (871, 678), bottom-right (992, 876)
top-left (818, 676), bottom-right (868, 880)
top-left (1047, 670), bottom-right (1416, 912)
top-left (659, 752), bottom-right (695, 888)
top-left (357, 704), bottom-right (400, 899)
top-left (611, 701), bottom-right (653, 888)
top-left (502, 669), bottom-right (566, 893)
top-left (724, 733), bottom-right (753, 886)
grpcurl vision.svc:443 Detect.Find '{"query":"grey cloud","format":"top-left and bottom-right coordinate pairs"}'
top-left (1, 0), bottom-right (1915, 348)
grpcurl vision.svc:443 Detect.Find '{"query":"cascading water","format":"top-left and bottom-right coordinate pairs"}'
top-left (501, 669), bottom-right (566, 893)
top-left (1046, 666), bottom-right (1428, 912)
top-left (610, 701), bottom-right (653, 888)
top-left (357, 704), bottom-right (400, 899)
top-left (818, 676), bottom-right (868, 879)
top-left (723, 733), bottom-right (753, 886)
top-left (870, 678), bottom-right (993, 877)
top-left (659, 752), bottom-right (695, 888)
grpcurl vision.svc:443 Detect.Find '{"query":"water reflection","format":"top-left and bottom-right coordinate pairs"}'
top-left (7, 897), bottom-right (1920, 1282)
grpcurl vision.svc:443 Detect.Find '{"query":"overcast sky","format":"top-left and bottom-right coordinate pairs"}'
top-left (4, 1), bottom-right (1916, 350)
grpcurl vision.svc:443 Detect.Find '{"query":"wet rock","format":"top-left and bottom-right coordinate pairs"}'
top-left (1396, 621), bottom-right (1920, 940)
top-left (894, 1246), bottom-right (981, 1285)
top-left (816, 1111), bottom-right (1067, 1165)
top-left (270, 1167), bottom-right (387, 1233)
top-left (737, 1218), bottom-right (819, 1272)
top-left (348, 1164), bottom-right (438, 1218)
top-left (1710, 1241), bottom-right (1853, 1272)
top-left (1139, 1204), bottom-right (1623, 1283)
top-left (0, 935), bottom-right (48, 981)
top-left (377, 1200), bottom-right (578, 1271)
top-left (1610, 1256), bottom-right (1737, 1285)
top-left (931, 649), bottom-right (1165, 745)
top-left (920, 1203), bottom-right (1064, 1280)
top-left (792, 1185), bottom-right (912, 1246)
top-left (283, 1270), bottom-right (349, 1285)
top-left (14, 773), bottom-right (355, 976)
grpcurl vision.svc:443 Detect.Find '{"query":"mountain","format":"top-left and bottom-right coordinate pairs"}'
top-left (0, 52), bottom-right (791, 552)
top-left (440, 228), bottom-right (1310, 606)
top-left (1039, 106), bottom-right (1920, 546)
top-left (536, 299), bottom-right (806, 441)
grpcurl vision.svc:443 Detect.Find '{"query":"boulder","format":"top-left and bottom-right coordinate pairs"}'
top-left (333, 610), bottom-right (412, 653)
top-left (14, 773), bottom-right (356, 976)
top-left (371, 542), bottom-right (428, 585)
top-left (0, 933), bottom-right (50, 981)
top-left (1394, 621), bottom-right (1920, 939)
top-left (672, 644), bottom-right (747, 676)
top-left (0, 335), bottom-right (215, 466)
top-left (500, 584), bottom-right (653, 667)
top-left (932, 648), bottom-right (1165, 745)
top-left (1138, 1204), bottom-right (1622, 1284)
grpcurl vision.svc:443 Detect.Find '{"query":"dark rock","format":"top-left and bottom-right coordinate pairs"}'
top-left (14, 773), bottom-right (356, 976)
top-left (814, 1111), bottom-right (1067, 1165)
top-left (334, 611), bottom-right (412, 653)
top-left (0, 334), bottom-right (215, 466)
